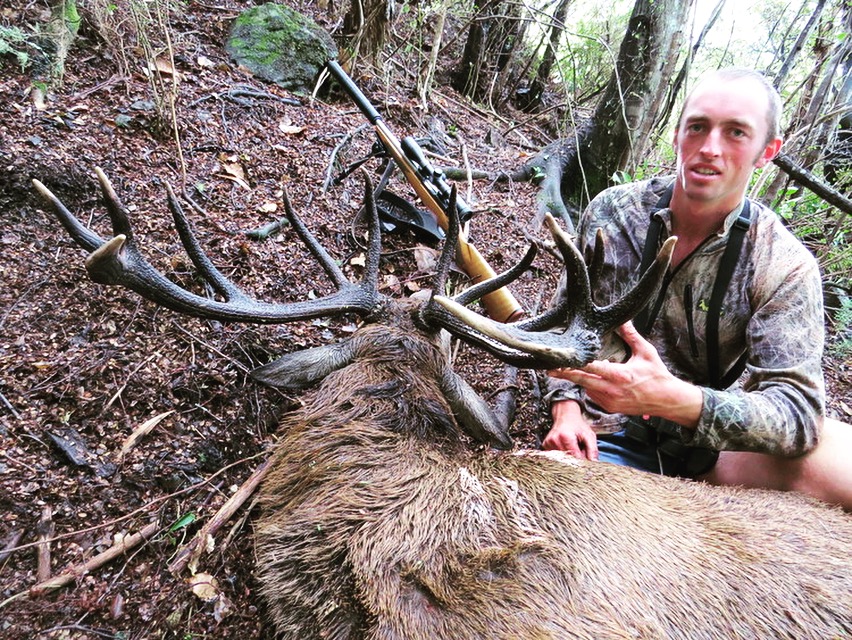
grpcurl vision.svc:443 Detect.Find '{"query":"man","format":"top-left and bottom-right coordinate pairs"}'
top-left (544, 68), bottom-right (852, 509)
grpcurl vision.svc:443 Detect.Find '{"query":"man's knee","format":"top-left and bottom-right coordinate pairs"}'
top-left (701, 419), bottom-right (852, 509)
top-left (699, 451), bottom-right (798, 491)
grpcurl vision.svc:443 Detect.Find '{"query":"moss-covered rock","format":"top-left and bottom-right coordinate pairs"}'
top-left (226, 3), bottom-right (337, 93)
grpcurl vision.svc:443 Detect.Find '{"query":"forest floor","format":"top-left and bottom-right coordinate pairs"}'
top-left (1, 2), bottom-right (850, 638)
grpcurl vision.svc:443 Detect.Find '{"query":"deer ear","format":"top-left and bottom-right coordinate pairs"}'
top-left (440, 370), bottom-right (513, 450)
top-left (251, 342), bottom-right (356, 390)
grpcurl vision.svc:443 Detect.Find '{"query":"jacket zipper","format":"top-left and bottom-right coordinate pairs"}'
top-left (683, 284), bottom-right (700, 357)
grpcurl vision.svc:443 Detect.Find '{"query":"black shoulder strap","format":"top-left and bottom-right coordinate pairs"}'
top-left (706, 199), bottom-right (752, 388)
top-left (634, 186), bottom-right (753, 389)
top-left (633, 184), bottom-right (672, 332)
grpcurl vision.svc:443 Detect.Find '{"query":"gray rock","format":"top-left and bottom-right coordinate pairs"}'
top-left (226, 3), bottom-right (337, 93)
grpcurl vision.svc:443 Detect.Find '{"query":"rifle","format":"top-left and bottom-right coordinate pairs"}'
top-left (325, 60), bottom-right (523, 323)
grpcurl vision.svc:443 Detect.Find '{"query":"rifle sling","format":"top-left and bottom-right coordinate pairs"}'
top-left (634, 184), bottom-right (752, 390)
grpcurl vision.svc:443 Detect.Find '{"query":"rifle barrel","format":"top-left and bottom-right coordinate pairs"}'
top-left (324, 60), bottom-right (523, 323)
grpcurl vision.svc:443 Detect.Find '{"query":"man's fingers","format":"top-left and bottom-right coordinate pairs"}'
top-left (548, 367), bottom-right (601, 384)
top-left (616, 320), bottom-right (656, 358)
top-left (578, 430), bottom-right (599, 460)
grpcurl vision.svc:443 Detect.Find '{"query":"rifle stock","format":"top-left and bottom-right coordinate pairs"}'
top-left (326, 60), bottom-right (523, 323)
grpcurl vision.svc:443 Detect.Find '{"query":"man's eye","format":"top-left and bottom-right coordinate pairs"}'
top-left (730, 128), bottom-right (746, 138)
top-left (688, 123), bottom-right (703, 133)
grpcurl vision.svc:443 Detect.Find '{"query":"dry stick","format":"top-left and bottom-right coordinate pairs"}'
top-left (0, 530), bottom-right (24, 563)
top-left (168, 456), bottom-right (273, 575)
top-left (322, 124), bottom-right (371, 194)
top-left (0, 521), bottom-right (161, 608)
top-left (5, 452), bottom-right (266, 558)
top-left (102, 353), bottom-right (158, 413)
top-left (0, 390), bottom-right (21, 420)
top-left (27, 521), bottom-right (161, 598)
top-left (36, 506), bottom-right (54, 583)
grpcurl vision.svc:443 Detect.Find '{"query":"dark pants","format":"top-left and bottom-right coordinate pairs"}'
top-left (598, 420), bottom-right (718, 479)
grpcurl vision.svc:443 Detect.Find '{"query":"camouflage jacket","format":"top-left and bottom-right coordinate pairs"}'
top-left (544, 176), bottom-right (825, 456)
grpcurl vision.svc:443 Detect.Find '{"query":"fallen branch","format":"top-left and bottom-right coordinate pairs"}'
top-left (36, 506), bottom-right (54, 583)
top-left (244, 217), bottom-right (290, 240)
top-left (0, 529), bottom-right (24, 563)
top-left (772, 153), bottom-right (852, 217)
top-left (168, 456), bottom-right (273, 575)
top-left (0, 520), bottom-right (162, 607)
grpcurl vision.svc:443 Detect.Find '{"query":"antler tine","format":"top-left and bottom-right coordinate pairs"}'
top-left (426, 214), bottom-right (676, 370)
top-left (94, 167), bottom-right (134, 239)
top-left (32, 179), bottom-right (105, 252)
top-left (34, 169), bottom-right (382, 324)
top-left (165, 181), bottom-right (248, 303)
top-left (590, 234), bottom-right (676, 332)
top-left (430, 184), bottom-right (461, 299)
top-left (357, 172), bottom-right (382, 295)
top-left (451, 243), bottom-right (538, 308)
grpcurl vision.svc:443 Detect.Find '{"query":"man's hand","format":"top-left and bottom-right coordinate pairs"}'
top-left (549, 322), bottom-right (703, 429)
top-left (543, 399), bottom-right (599, 460)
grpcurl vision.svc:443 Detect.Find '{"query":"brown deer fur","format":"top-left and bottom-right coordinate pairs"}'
top-left (35, 171), bottom-right (852, 640)
top-left (255, 313), bottom-right (852, 640)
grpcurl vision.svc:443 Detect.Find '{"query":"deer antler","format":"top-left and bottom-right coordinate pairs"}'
top-left (33, 168), bottom-right (383, 323)
top-left (423, 211), bottom-right (676, 370)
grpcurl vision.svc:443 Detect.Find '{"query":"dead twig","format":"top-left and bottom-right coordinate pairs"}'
top-left (168, 455), bottom-right (273, 575)
top-left (322, 124), bottom-right (371, 194)
top-left (36, 506), bottom-right (54, 583)
top-left (0, 529), bottom-right (24, 563)
top-left (102, 353), bottom-right (158, 413)
top-left (3, 452), bottom-right (266, 558)
top-left (0, 390), bottom-right (22, 420)
top-left (27, 520), bottom-right (161, 598)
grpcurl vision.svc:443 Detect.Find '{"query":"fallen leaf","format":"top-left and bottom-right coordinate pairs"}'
top-left (197, 55), bottom-right (214, 68)
top-left (188, 573), bottom-right (219, 602)
top-left (213, 593), bottom-right (233, 622)
top-left (150, 57), bottom-right (181, 80)
top-left (119, 410), bottom-right (174, 460)
top-left (413, 246), bottom-right (439, 272)
top-left (216, 161), bottom-right (251, 190)
top-left (279, 121), bottom-right (304, 135)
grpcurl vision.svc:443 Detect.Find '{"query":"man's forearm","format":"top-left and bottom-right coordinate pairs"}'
top-left (646, 377), bottom-right (703, 429)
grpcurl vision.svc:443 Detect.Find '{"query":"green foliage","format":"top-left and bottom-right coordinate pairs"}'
top-left (0, 24), bottom-right (37, 70)
top-left (827, 295), bottom-right (852, 359)
top-left (772, 186), bottom-right (852, 290)
top-left (553, 1), bottom-right (631, 102)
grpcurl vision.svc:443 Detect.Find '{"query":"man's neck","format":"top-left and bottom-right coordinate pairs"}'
top-left (669, 190), bottom-right (743, 242)
top-left (667, 188), bottom-right (745, 267)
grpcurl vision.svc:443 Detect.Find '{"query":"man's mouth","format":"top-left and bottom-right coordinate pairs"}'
top-left (693, 167), bottom-right (720, 176)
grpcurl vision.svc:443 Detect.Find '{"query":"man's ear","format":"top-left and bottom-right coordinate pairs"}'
top-left (755, 137), bottom-right (783, 168)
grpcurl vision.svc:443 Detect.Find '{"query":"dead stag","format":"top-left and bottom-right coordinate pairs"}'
top-left (34, 170), bottom-right (852, 640)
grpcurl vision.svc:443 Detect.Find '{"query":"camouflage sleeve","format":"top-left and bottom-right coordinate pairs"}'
top-left (685, 255), bottom-right (825, 456)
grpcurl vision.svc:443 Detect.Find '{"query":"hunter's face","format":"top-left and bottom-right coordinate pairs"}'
top-left (673, 77), bottom-right (782, 213)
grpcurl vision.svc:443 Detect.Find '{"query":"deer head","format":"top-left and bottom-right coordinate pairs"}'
top-left (33, 168), bottom-right (674, 450)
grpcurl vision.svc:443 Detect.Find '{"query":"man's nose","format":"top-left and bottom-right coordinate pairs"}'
top-left (700, 129), bottom-right (722, 157)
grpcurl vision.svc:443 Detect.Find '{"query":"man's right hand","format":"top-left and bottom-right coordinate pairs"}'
top-left (542, 399), bottom-right (599, 460)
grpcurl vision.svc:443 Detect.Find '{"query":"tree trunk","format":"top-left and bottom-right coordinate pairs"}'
top-left (564, 0), bottom-right (691, 208)
top-left (516, 0), bottom-right (574, 113)
top-left (655, 0), bottom-right (726, 133)
top-left (453, 0), bottom-right (527, 105)
top-left (772, 0), bottom-right (828, 88)
top-left (342, 0), bottom-right (393, 67)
